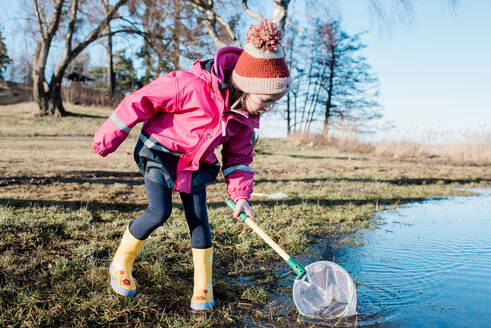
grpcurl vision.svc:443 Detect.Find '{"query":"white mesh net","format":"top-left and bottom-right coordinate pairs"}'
top-left (293, 261), bottom-right (357, 319)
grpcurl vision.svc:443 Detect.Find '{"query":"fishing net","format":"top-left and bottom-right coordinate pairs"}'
top-left (293, 261), bottom-right (357, 319)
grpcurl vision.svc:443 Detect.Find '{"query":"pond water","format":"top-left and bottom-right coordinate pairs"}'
top-left (296, 188), bottom-right (491, 327)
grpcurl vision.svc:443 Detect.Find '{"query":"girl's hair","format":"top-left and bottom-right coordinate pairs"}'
top-left (225, 76), bottom-right (247, 109)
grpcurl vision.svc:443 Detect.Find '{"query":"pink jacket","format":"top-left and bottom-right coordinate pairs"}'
top-left (92, 47), bottom-right (259, 202)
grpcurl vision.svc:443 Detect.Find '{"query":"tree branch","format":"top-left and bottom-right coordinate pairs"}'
top-left (100, 15), bottom-right (170, 55)
top-left (188, 0), bottom-right (227, 48)
top-left (215, 15), bottom-right (241, 47)
top-left (33, 0), bottom-right (46, 39)
top-left (115, 16), bottom-right (146, 34)
top-left (70, 0), bottom-right (128, 59)
top-left (97, 28), bottom-right (145, 39)
top-left (64, 0), bottom-right (79, 57)
top-left (272, 0), bottom-right (291, 32)
top-left (241, 0), bottom-right (264, 21)
top-left (34, 0), bottom-right (66, 41)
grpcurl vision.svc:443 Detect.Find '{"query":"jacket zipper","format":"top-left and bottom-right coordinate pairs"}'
top-left (222, 117), bottom-right (226, 137)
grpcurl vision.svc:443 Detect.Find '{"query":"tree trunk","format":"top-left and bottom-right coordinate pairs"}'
top-left (300, 55), bottom-right (315, 132)
top-left (47, 79), bottom-right (66, 116)
top-left (33, 69), bottom-right (65, 116)
top-left (33, 46), bottom-right (66, 116)
top-left (286, 91), bottom-right (291, 136)
top-left (322, 104), bottom-right (330, 138)
top-left (32, 0), bottom-right (66, 116)
top-left (293, 90), bottom-right (298, 133)
top-left (47, 59), bottom-right (71, 116)
top-left (32, 43), bottom-right (48, 114)
top-left (32, 0), bottom-right (127, 116)
top-left (106, 21), bottom-right (115, 96)
top-left (322, 48), bottom-right (336, 138)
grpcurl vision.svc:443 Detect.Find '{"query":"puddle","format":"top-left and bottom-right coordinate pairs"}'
top-left (342, 188), bottom-right (491, 327)
top-left (238, 188), bottom-right (491, 327)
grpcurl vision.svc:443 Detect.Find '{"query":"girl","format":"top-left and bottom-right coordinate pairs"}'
top-left (92, 19), bottom-right (290, 311)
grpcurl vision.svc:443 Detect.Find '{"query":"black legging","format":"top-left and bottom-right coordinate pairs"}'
top-left (128, 178), bottom-right (212, 249)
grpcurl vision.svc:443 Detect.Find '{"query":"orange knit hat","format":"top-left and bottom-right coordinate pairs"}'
top-left (232, 19), bottom-right (291, 95)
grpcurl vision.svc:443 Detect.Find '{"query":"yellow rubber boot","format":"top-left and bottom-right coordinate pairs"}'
top-left (109, 226), bottom-right (145, 296)
top-left (190, 247), bottom-right (215, 310)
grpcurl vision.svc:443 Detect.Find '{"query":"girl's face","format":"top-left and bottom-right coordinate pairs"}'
top-left (243, 93), bottom-right (284, 115)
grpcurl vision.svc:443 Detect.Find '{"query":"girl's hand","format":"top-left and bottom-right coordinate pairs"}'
top-left (234, 199), bottom-right (255, 221)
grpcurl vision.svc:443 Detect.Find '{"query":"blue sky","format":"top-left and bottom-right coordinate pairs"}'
top-left (334, 0), bottom-right (491, 140)
top-left (1, 1), bottom-right (490, 142)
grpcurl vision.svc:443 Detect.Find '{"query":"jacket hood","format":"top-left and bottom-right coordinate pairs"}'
top-left (212, 46), bottom-right (243, 82)
top-left (188, 47), bottom-right (251, 117)
top-left (189, 47), bottom-right (243, 83)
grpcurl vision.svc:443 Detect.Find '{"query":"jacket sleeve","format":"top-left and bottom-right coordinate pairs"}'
top-left (221, 123), bottom-right (255, 202)
top-left (92, 72), bottom-right (179, 157)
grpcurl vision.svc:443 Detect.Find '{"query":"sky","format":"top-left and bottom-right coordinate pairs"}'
top-left (261, 0), bottom-right (491, 141)
top-left (334, 0), bottom-right (491, 141)
top-left (1, 0), bottom-right (490, 142)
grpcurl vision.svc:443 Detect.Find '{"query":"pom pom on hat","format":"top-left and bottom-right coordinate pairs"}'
top-left (232, 19), bottom-right (291, 95)
top-left (245, 19), bottom-right (283, 52)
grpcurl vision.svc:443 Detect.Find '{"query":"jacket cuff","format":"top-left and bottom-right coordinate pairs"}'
top-left (234, 196), bottom-right (250, 203)
top-left (230, 190), bottom-right (251, 203)
top-left (92, 142), bottom-right (110, 157)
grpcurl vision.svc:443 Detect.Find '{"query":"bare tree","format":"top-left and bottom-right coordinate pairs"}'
top-left (32, 0), bottom-right (127, 116)
top-left (280, 18), bottom-right (381, 137)
top-left (308, 21), bottom-right (381, 137)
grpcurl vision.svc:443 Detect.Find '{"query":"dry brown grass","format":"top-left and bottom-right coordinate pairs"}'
top-left (373, 139), bottom-right (491, 163)
top-left (286, 132), bottom-right (376, 155)
top-left (0, 102), bottom-right (116, 138)
top-left (286, 132), bottom-right (491, 165)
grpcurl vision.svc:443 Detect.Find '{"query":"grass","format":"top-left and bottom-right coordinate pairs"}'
top-left (1, 102), bottom-right (490, 327)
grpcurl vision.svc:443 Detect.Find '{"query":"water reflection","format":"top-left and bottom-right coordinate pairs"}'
top-left (332, 188), bottom-right (491, 327)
